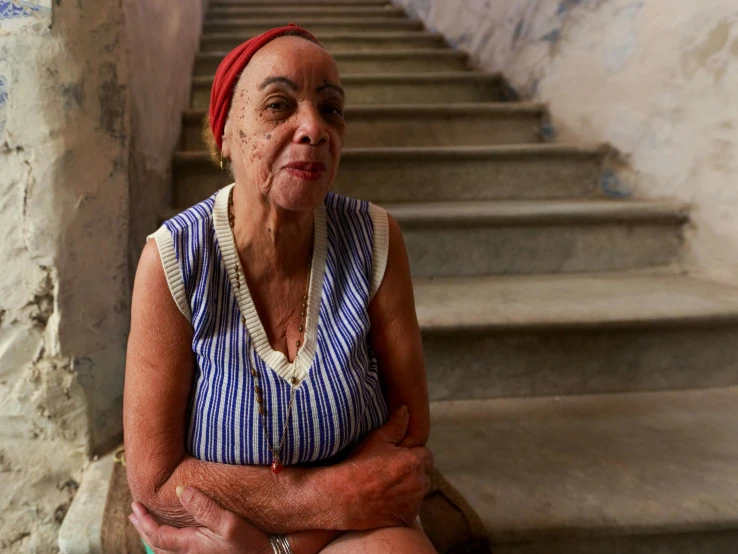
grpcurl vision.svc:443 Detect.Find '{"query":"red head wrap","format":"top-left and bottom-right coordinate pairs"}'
top-left (208, 24), bottom-right (321, 151)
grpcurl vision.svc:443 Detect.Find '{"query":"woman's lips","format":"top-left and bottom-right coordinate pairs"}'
top-left (284, 162), bottom-right (327, 181)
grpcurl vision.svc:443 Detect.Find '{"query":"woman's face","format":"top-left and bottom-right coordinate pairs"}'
top-left (221, 36), bottom-right (345, 212)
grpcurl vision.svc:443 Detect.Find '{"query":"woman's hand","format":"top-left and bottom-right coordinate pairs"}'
top-left (341, 405), bottom-right (435, 529)
top-left (129, 486), bottom-right (272, 554)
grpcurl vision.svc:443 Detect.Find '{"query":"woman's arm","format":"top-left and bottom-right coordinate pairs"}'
top-left (368, 214), bottom-right (431, 449)
top-left (125, 240), bottom-right (430, 534)
top-left (130, 487), bottom-right (341, 554)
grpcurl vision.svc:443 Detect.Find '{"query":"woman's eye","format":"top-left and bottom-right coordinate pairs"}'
top-left (323, 106), bottom-right (343, 117)
top-left (268, 101), bottom-right (287, 110)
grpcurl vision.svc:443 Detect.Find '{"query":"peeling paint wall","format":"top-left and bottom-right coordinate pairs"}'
top-left (0, 1), bottom-right (128, 550)
top-left (395, 0), bottom-right (738, 283)
top-left (0, 0), bottom-right (205, 551)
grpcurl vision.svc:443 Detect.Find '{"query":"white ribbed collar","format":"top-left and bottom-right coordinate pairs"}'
top-left (212, 184), bottom-right (327, 385)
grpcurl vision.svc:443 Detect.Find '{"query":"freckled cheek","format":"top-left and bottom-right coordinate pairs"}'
top-left (247, 142), bottom-right (264, 163)
top-left (244, 131), bottom-right (287, 167)
top-left (236, 130), bottom-right (250, 152)
top-left (329, 130), bottom-right (345, 159)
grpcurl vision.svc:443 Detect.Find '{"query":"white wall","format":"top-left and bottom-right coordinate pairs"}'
top-left (395, 0), bottom-right (738, 283)
top-left (0, 0), bottom-right (204, 551)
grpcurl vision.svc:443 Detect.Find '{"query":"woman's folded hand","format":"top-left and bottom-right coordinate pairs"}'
top-left (129, 485), bottom-right (272, 554)
top-left (341, 405), bottom-right (435, 530)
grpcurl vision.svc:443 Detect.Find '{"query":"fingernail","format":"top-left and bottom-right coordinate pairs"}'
top-left (399, 404), bottom-right (408, 416)
top-left (175, 485), bottom-right (185, 498)
top-left (180, 486), bottom-right (194, 503)
top-left (129, 513), bottom-right (138, 526)
top-left (131, 502), bottom-right (143, 518)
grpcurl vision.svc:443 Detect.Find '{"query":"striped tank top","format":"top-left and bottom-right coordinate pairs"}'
top-left (148, 184), bottom-right (390, 466)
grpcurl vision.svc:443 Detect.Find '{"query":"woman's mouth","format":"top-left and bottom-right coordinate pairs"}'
top-left (284, 162), bottom-right (327, 181)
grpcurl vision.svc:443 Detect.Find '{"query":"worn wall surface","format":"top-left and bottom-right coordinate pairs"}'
top-left (0, 0), bottom-right (204, 551)
top-left (395, 0), bottom-right (738, 282)
top-left (0, 1), bottom-right (129, 551)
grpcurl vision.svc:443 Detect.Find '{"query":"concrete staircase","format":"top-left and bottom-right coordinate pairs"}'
top-left (168, 0), bottom-right (738, 552)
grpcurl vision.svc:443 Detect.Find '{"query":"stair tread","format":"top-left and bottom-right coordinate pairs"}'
top-left (200, 30), bottom-right (443, 39)
top-left (206, 6), bottom-right (404, 15)
top-left (192, 71), bottom-right (500, 85)
top-left (213, 0), bottom-right (390, 3)
top-left (195, 48), bottom-right (467, 60)
top-left (387, 199), bottom-right (688, 225)
top-left (175, 143), bottom-right (603, 161)
top-left (212, 0), bottom-right (390, 3)
top-left (203, 17), bottom-right (421, 25)
top-left (182, 102), bottom-right (546, 122)
top-left (339, 143), bottom-right (603, 156)
top-left (414, 273), bottom-right (738, 331)
top-left (429, 385), bottom-right (738, 542)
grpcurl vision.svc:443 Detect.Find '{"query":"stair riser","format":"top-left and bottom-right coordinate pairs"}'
top-left (345, 115), bottom-right (542, 146)
top-left (423, 323), bottom-right (737, 401)
top-left (333, 154), bottom-right (602, 202)
top-left (211, 0), bottom-right (392, 6)
top-left (206, 8), bottom-right (406, 18)
top-left (194, 54), bottom-right (468, 76)
top-left (202, 20), bottom-right (422, 34)
top-left (401, 221), bottom-right (682, 278)
top-left (199, 35), bottom-right (447, 52)
top-left (191, 79), bottom-right (502, 108)
top-left (492, 529), bottom-right (738, 554)
top-left (182, 112), bottom-right (543, 150)
top-left (174, 154), bottom-right (602, 207)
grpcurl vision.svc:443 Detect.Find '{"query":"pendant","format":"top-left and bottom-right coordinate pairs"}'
top-left (271, 458), bottom-right (283, 474)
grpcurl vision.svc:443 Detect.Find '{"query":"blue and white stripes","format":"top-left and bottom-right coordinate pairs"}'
top-left (149, 184), bottom-right (390, 466)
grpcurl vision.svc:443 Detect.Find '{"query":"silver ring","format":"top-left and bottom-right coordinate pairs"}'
top-left (269, 534), bottom-right (294, 554)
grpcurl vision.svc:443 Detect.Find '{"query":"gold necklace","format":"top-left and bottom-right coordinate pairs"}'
top-left (228, 187), bottom-right (312, 473)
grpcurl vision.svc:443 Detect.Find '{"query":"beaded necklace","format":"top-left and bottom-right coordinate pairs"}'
top-left (228, 187), bottom-right (311, 473)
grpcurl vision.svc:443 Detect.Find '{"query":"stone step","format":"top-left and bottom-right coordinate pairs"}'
top-left (415, 272), bottom-right (738, 400)
top-left (191, 72), bottom-right (503, 109)
top-left (391, 200), bottom-right (686, 278)
top-left (162, 194), bottom-right (685, 277)
top-left (206, 6), bottom-right (406, 19)
top-left (181, 103), bottom-right (546, 150)
top-left (429, 385), bottom-right (738, 552)
top-left (333, 145), bottom-right (607, 202)
top-left (199, 31), bottom-right (447, 52)
top-left (172, 144), bottom-right (606, 207)
top-left (202, 17), bottom-right (423, 35)
top-left (194, 48), bottom-right (469, 76)
top-left (331, 144), bottom-right (608, 202)
top-left (211, 0), bottom-right (390, 6)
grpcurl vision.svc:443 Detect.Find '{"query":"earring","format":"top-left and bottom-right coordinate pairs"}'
top-left (220, 153), bottom-right (224, 170)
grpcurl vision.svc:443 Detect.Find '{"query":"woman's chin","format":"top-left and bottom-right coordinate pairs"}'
top-left (269, 181), bottom-right (330, 212)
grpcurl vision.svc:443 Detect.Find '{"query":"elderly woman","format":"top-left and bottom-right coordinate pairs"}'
top-left (123, 25), bottom-right (435, 554)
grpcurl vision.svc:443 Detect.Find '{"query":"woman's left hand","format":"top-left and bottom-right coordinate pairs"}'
top-left (129, 486), bottom-right (272, 554)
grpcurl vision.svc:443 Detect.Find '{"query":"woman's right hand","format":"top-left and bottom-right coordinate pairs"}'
top-left (343, 405), bottom-right (435, 529)
top-left (130, 486), bottom-right (272, 554)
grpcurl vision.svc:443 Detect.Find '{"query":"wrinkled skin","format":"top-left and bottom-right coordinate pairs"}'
top-left (221, 35), bottom-right (346, 214)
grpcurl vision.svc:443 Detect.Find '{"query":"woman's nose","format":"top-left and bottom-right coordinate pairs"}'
top-left (294, 105), bottom-right (329, 146)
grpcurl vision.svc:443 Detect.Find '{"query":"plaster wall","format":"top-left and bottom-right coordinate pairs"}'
top-left (0, 0), bottom-right (204, 551)
top-left (394, 0), bottom-right (738, 282)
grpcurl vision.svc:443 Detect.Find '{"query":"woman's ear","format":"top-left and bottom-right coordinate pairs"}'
top-left (221, 120), bottom-right (232, 159)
